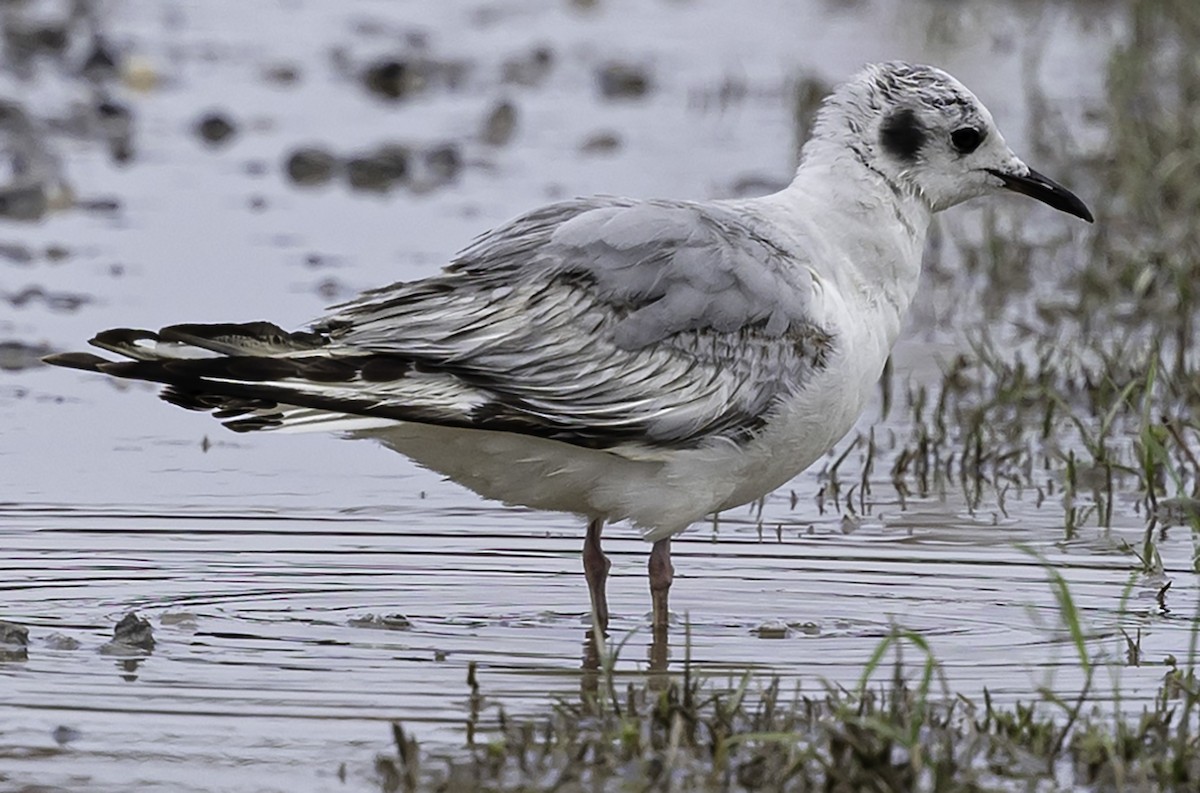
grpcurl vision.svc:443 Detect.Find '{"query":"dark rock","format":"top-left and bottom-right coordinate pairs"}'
top-left (481, 100), bottom-right (517, 146)
top-left (195, 112), bottom-right (237, 147)
top-left (597, 62), bottom-right (652, 99)
top-left (348, 613), bottom-right (412, 630)
top-left (579, 131), bottom-right (621, 155)
top-left (261, 62), bottom-right (301, 86)
top-left (3, 286), bottom-right (90, 312)
top-left (112, 612), bottom-right (155, 650)
top-left (52, 725), bottom-right (83, 745)
top-left (0, 184), bottom-right (50, 221)
top-left (0, 619), bottom-right (29, 661)
top-left (361, 58), bottom-right (416, 101)
top-left (345, 144), bottom-right (410, 193)
top-left (0, 620), bottom-right (28, 646)
top-left (285, 147), bottom-right (338, 186)
top-left (95, 99), bottom-right (134, 164)
top-left (0, 242), bottom-right (34, 264)
top-left (33, 25), bottom-right (69, 54)
top-left (43, 632), bottom-right (82, 650)
top-left (425, 143), bottom-right (461, 183)
top-left (502, 45), bottom-right (554, 86)
top-left (0, 340), bottom-right (52, 371)
top-left (372, 144), bottom-right (411, 182)
top-left (80, 35), bottom-right (119, 81)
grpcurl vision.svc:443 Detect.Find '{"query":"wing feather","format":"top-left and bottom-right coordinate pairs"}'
top-left (314, 197), bottom-right (834, 451)
top-left (53, 197), bottom-right (833, 454)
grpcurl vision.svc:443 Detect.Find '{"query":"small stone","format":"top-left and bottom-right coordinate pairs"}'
top-left (0, 620), bottom-right (29, 661)
top-left (424, 143), bottom-right (461, 183)
top-left (52, 725), bottom-right (82, 745)
top-left (343, 144), bottom-right (410, 192)
top-left (0, 620), bottom-right (29, 646)
top-left (1155, 497), bottom-right (1200, 526)
top-left (0, 242), bottom-right (34, 263)
top-left (160, 611), bottom-right (198, 629)
top-left (0, 341), bottom-right (53, 372)
top-left (579, 131), bottom-right (621, 155)
top-left (45, 245), bottom-right (70, 262)
top-left (112, 612), bottom-right (155, 650)
top-left (597, 62), bottom-right (651, 99)
top-left (502, 45), bottom-right (554, 86)
top-left (122, 55), bottom-right (160, 93)
top-left (43, 632), bottom-right (82, 650)
top-left (481, 100), bottom-right (517, 146)
top-left (261, 62), bottom-right (301, 86)
top-left (79, 36), bottom-right (119, 81)
top-left (753, 620), bottom-right (790, 639)
top-left (373, 144), bottom-right (411, 182)
top-left (361, 58), bottom-right (416, 101)
top-left (285, 147), bottom-right (338, 186)
top-left (349, 613), bottom-right (412, 630)
top-left (195, 112), bottom-right (237, 147)
top-left (345, 156), bottom-right (391, 193)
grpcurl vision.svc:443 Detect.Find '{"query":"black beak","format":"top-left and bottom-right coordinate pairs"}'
top-left (986, 167), bottom-right (1093, 223)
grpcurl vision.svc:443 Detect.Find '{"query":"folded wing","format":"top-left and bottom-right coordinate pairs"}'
top-left (48, 197), bottom-right (834, 457)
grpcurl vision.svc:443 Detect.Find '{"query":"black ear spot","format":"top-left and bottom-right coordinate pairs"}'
top-left (879, 108), bottom-right (925, 163)
top-left (951, 126), bottom-right (984, 154)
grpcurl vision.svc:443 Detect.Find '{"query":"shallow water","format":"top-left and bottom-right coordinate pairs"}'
top-left (1, 0), bottom-right (1191, 791)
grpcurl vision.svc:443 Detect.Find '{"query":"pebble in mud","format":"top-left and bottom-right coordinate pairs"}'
top-left (753, 620), bottom-right (791, 639)
top-left (3, 286), bottom-right (90, 312)
top-left (0, 341), bottom-right (53, 372)
top-left (52, 725), bottom-right (83, 746)
top-left (194, 111), bottom-right (237, 147)
top-left (285, 146), bottom-right (338, 186)
top-left (502, 45), bottom-right (554, 86)
top-left (360, 58), bottom-right (417, 101)
top-left (596, 62), bottom-right (652, 99)
top-left (79, 35), bottom-right (119, 82)
top-left (0, 620), bottom-right (29, 661)
top-left (481, 99), bottom-right (517, 146)
top-left (348, 613), bottom-right (412, 630)
top-left (95, 99), bottom-right (135, 163)
top-left (344, 144), bottom-right (410, 193)
top-left (100, 612), bottom-right (155, 654)
top-left (424, 143), bottom-right (461, 184)
top-left (43, 633), bottom-right (82, 650)
top-left (579, 131), bottom-right (621, 155)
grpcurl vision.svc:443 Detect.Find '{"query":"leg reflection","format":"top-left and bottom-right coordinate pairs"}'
top-left (648, 622), bottom-right (670, 682)
top-left (580, 629), bottom-right (601, 706)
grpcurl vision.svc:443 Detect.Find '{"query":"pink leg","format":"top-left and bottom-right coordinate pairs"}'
top-left (648, 538), bottom-right (673, 630)
top-left (582, 518), bottom-right (610, 631)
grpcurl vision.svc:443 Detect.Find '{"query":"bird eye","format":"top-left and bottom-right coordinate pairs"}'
top-left (951, 127), bottom-right (984, 154)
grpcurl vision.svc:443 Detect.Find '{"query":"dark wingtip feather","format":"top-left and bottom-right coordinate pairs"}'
top-left (42, 351), bottom-right (113, 372)
top-left (159, 321), bottom-right (327, 355)
top-left (89, 328), bottom-right (164, 360)
top-left (91, 328), bottom-right (160, 347)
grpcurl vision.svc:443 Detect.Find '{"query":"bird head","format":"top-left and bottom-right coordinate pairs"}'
top-left (808, 61), bottom-right (1092, 222)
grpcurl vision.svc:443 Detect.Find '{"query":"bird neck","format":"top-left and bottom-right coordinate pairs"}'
top-left (789, 143), bottom-right (930, 284)
top-left (756, 143), bottom-right (932, 354)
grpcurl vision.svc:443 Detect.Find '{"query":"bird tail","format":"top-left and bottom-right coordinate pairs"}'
top-left (43, 321), bottom-right (475, 434)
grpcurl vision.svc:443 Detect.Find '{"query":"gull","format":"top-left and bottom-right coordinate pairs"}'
top-left (46, 62), bottom-right (1092, 633)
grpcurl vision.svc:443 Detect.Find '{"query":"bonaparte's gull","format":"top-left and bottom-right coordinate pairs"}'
top-left (46, 62), bottom-right (1092, 631)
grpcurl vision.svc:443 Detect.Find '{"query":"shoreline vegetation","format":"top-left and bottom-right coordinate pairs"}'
top-left (377, 591), bottom-right (1200, 792)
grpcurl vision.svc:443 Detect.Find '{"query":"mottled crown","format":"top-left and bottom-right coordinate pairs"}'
top-left (805, 61), bottom-right (990, 163)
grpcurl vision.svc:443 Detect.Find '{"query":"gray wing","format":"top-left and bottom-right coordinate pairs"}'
top-left (315, 197), bottom-right (834, 451)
